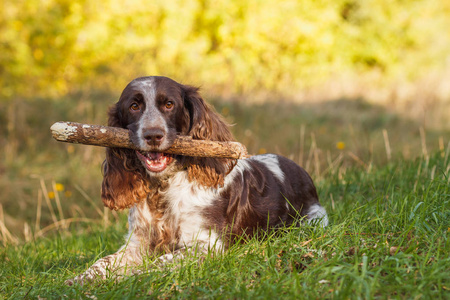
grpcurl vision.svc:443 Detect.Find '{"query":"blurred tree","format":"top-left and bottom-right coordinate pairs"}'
top-left (0, 0), bottom-right (449, 101)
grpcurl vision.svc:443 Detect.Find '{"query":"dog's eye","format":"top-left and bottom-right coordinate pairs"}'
top-left (130, 103), bottom-right (140, 111)
top-left (165, 101), bottom-right (174, 110)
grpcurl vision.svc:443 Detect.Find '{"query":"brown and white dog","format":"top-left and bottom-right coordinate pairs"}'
top-left (66, 76), bottom-right (328, 285)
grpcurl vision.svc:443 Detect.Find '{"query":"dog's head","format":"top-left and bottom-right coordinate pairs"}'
top-left (101, 76), bottom-right (235, 210)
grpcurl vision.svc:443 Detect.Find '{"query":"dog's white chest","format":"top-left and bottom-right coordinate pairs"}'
top-left (163, 172), bottom-right (221, 249)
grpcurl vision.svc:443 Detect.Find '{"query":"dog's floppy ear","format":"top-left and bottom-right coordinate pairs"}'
top-left (182, 85), bottom-right (236, 188)
top-left (183, 85), bottom-right (234, 142)
top-left (101, 104), bottom-right (149, 210)
top-left (101, 148), bottom-right (149, 210)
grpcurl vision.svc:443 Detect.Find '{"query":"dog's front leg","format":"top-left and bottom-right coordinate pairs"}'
top-left (65, 244), bottom-right (142, 286)
top-left (153, 243), bottom-right (219, 270)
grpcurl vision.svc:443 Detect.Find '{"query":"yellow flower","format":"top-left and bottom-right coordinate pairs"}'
top-left (336, 142), bottom-right (345, 150)
top-left (258, 148), bottom-right (267, 154)
top-left (64, 191), bottom-right (72, 198)
top-left (221, 107), bottom-right (230, 116)
top-left (55, 183), bottom-right (64, 191)
top-left (67, 145), bottom-right (75, 154)
top-left (48, 191), bottom-right (55, 199)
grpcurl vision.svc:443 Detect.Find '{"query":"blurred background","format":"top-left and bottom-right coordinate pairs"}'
top-left (1, 0), bottom-right (449, 242)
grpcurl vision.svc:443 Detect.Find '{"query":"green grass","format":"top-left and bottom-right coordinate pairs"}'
top-left (1, 94), bottom-right (449, 298)
top-left (1, 152), bottom-right (448, 299)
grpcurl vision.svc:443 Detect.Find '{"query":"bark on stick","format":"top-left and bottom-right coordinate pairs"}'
top-left (50, 121), bottom-right (249, 159)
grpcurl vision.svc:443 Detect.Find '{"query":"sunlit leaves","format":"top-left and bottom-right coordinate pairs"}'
top-left (1, 0), bottom-right (449, 100)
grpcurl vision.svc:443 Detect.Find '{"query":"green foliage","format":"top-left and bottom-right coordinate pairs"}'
top-left (1, 0), bottom-right (450, 100)
top-left (1, 153), bottom-right (449, 298)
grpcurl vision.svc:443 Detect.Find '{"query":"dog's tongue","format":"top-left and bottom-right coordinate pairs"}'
top-left (137, 151), bottom-right (172, 173)
top-left (148, 152), bottom-right (163, 160)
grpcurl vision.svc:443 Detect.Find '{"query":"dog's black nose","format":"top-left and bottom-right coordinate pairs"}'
top-left (143, 128), bottom-right (165, 146)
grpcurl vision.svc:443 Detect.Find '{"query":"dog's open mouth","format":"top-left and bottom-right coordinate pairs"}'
top-left (136, 151), bottom-right (174, 173)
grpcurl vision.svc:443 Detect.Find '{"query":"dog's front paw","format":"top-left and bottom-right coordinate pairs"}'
top-left (64, 277), bottom-right (77, 286)
top-left (65, 271), bottom-right (105, 286)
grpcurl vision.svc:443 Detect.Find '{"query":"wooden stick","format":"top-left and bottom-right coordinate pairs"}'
top-left (50, 121), bottom-right (250, 159)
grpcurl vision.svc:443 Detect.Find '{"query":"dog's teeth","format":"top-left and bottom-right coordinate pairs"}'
top-left (136, 150), bottom-right (172, 173)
